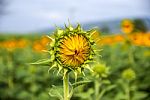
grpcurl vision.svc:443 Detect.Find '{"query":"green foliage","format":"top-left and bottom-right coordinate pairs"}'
top-left (133, 19), bottom-right (148, 32)
top-left (0, 35), bottom-right (150, 100)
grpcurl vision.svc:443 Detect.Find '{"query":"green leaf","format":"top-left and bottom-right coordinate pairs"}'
top-left (49, 85), bottom-right (63, 100)
top-left (74, 88), bottom-right (94, 100)
top-left (105, 85), bottom-right (116, 91)
top-left (72, 81), bottom-right (92, 88)
top-left (102, 79), bottom-right (111, 84)
top-left (98, 85), bottom-right (116, 99)
top-left (114, 92), bottom-right (126, 100)
top-left (132, 91), bottom-right (148, 100)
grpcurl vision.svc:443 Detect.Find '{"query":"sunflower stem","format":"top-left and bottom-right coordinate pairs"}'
top-left (94, 78), bottom-right (101, 100)
top-left (126, 81), bottom-right (130, 100)
top-left (63, 72), bottom-right (70, 100)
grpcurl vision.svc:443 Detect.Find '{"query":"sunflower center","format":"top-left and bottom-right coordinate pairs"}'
top-left (74, 50), bottom-right (79, 55)
top-left (124, 25), bottom-right (130, 28)
top-left (58, 34), bottom-right (90, 67)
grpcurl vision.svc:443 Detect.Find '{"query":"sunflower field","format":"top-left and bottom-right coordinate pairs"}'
top-left (0, 20), bottom-right (150, 100)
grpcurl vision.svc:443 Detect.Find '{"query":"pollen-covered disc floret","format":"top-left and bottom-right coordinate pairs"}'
top-left (59, 34), bottom-right (90, 67)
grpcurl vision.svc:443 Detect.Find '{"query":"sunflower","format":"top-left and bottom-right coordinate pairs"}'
top-left (121, 19), bottom-right (134, 34)
top-left (31, 24), bottom-right (99, 100)
top-left (42, 24), bottom-right (99, 79)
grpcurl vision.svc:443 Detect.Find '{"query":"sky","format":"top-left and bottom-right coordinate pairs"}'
top-left (0, 0), bottom-right (150, 33)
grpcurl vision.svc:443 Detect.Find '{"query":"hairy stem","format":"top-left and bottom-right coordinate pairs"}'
top-left (94, 79), bottom-right (100, 100)
top-left (126, 82), bottom-right (130, 100)
top-left (63, 72), bottom-right (69, 100)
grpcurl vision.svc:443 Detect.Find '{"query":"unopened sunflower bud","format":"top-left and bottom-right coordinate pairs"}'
top-left (122, 68), bottom-right (136, 81)
top-left (93, 63), bottom-right (109, 78)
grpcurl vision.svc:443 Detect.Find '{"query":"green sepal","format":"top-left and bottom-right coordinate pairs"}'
top-left (48, 61), bottom-right (57, 73)
top-left (84, 64), bottom-right (93, 72)
top-left (29, 58), bottom-right (51, 66)
top-left (75, 24), bottom-right (82, 32)
top-left (57, 64), bottom-right (63, 75)
top-left (45, 35), bottom-right (54, 42)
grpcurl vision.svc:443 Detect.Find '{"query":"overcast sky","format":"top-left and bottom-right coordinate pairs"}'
top-left (0, 0), bottom-right (149, 33)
